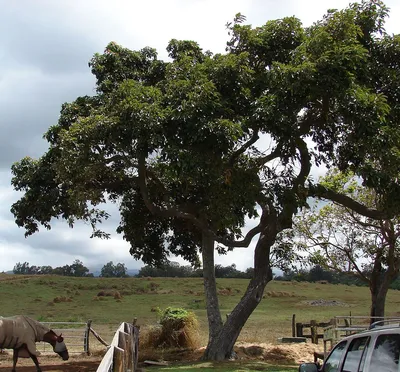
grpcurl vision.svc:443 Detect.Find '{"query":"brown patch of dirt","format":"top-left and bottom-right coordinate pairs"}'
top-left (235, 342), bottom-right (323, 364)
top-left (0, 342), bottom-right (322, 370)
top-left (0, 354), bottom-right (101, 372)
top-left (139, 342), bottom-right (323, 365)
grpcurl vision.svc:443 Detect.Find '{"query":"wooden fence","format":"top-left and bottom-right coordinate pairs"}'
top-left (292, 314), bottom-right (400, 358)
top-left (96, 322), bottom-right (139, 372)
top-left (292, 314), bottom-right (332, 344)
top-left (39, 319), bottom-right (110, 354)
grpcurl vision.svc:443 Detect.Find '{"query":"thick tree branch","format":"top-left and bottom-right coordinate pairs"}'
top-left (255, 143), bottom-right (283, 166)
top-left (138, 151), bottom-right (204, 223)
top-left (229, 130), bottom-right (259, 167)
top-left (216, 224), bottom-right (263, 248)
top-left (294, 138), bottom-right (311, 189)
top-left (138, 151), bottom-right (262, 248)
top-left (308, 184), bottom-right (394, 220)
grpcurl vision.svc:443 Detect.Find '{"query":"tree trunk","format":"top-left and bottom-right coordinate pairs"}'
top-left (202, 224), bottom-right (275, 361)
top-left (370, 282), bottom-right (388, 324)
top-left (201, 231), bottom-right (223, 342)
top-left (369, 269), bottom-right (395, 324)
top-left (368, 252), bottom-right (398, 324)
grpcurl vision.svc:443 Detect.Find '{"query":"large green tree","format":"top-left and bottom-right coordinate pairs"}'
top-left (291, 170), bottom-right (400, 322)
top-left (11, 1), bottom-right (400, 360)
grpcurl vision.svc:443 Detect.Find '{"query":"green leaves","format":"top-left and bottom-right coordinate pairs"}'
top-left (10, 1), bottom-right (400, 268)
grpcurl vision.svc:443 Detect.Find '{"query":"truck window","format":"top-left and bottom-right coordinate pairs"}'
top-left (341, 336), bottom-right (369, 372)
top-left (369, 334), bottom-right (400, 372)
top-left (323, 340), bottom-right (347, 372)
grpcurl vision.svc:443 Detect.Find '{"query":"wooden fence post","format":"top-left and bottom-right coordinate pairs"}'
top-left (133, 326), bottom-right (140, 371)
top-left (113, 346), bottom-right (125, 372)
top-left (292, 314), bottom-right (296, 337)
top-left (123, 323), bottom-right (133, 372)
top-left (296, 322), bottom-right (303, 337)
top-left (85, 319), bottom-right (92, 355)
top-left (96, 322), bottom-right (140, 372)
top-left (310, 320), bottom-right (318, 344)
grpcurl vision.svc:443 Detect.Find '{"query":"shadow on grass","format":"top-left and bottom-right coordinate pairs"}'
top-left (141, 360), bottom-right (297, 372)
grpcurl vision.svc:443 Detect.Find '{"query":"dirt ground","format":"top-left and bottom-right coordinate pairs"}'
top-left (0, 353), bottom-right (101, 372)
top-left (0, 341), bottom-right (323, 371)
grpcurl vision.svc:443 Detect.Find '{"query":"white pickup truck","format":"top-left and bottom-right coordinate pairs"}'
top-left (299, 321), bottom-right (400, 372)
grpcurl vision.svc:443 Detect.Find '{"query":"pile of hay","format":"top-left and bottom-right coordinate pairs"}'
top-left (142, 307), bottom-right (200, 349)
top-left (235, 342), bottom-right (324, 364)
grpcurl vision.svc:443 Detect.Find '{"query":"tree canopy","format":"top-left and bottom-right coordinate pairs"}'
top-left (13, 260), bottom-right (93, 277)
top-left (100, 261), bottom-right (128, 277)
top-left (11, 0), bottom-right (400, 360)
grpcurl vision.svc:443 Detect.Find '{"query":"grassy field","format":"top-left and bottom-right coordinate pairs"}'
top-left (1, 273), bottom-right (400, 346)
top-left (2, 273), bottom-right (400, 371)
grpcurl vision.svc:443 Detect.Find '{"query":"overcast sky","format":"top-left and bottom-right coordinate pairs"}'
top-left (1, 0), bottom-right (399, 273)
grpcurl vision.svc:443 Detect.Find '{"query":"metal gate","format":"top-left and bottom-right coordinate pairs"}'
top-left (39, 321), bottom-right (89, 354)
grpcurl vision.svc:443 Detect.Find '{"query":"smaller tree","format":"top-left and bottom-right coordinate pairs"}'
top-left (13, 262), bottom-right (31, 275)
top-left (308, 265), bottom-right (334, 283)
top-left (100, 261), bottom-right (128, 277)
top-left (291, 171), bottom-right (400, 321)
top-left (39, 265), bottom-right (54, 275)
top-left (52, 265), bottom-right (70, 276)
top-left (69, 259), bottom-right (91, 277)
top-left (52, 260), bottom-right (91, 277)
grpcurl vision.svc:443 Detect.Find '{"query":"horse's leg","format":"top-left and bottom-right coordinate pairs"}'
top-left (12, 349), bottom-right (18, 372)
top-left (29, 353), bottom-right (42, 372)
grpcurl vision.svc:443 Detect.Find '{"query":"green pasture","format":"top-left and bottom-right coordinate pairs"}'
top-left (1, 274), bottom-right (400, 344)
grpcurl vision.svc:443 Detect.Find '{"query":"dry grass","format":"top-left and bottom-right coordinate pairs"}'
top-left (53, 296), bottom-right (72, 303)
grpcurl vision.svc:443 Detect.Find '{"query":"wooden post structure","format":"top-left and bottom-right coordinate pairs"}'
top-left (113, 346), bottom-right (125, 372)
top-left (310, 320), bottom-right (318, 344)
top-left (296, 322), bottom-right (303, 337)
top-left (123, 323), bottom-right (133, 372)
top-left (133, 326), bottom-right (139, 371)
top-left (292, 314), bottom-right (296, 337)
top-left (85, 319), bottom-right (92, 355)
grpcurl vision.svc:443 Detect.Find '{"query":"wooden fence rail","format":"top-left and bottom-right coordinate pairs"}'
top-left (292, 314), bottom-right (400, 359)
top-left (96, 322), bottom-right (139, 372)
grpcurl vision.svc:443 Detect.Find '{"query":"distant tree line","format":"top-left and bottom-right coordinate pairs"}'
top-left (12, 260), bottom-right (128, 278)
top-left (12, 260), bottom-right (400, 290)
top-left (137, 262), bottom-right (254, 278)
top-left (275, 265), bottom-right (400, 291)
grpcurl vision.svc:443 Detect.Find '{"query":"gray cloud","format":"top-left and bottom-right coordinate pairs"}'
top-left (1, 0), bottom-right (399, 273)
top-left (0, 2), bottom-right (102, 75)
top-left (0, 70), bottom-right (95, 168)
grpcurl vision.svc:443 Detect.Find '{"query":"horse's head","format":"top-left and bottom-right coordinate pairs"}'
top-left (44, 331), bottom-right (69, 360)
